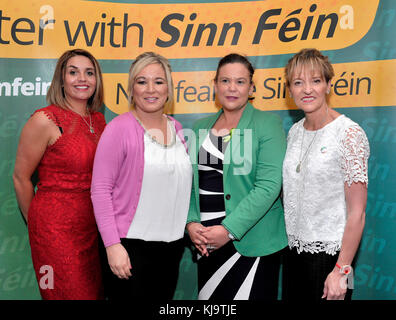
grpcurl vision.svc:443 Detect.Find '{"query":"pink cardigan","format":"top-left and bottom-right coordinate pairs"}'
top-left (91, 112), bottom-right (187, 248)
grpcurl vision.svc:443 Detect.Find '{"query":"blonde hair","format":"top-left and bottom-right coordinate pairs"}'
top-left (46, 49), bottom-right (104, 112)
top-left (284, 48), bottom-right (334, 87)
top-left (127, 52), bottom-right (174, 112)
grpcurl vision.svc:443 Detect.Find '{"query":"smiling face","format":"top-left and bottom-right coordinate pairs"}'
top-left (289, 65), bottom-right (331, 115)
top-left (214, 62), bottom-right (254, 112)
top-left (63, 55), bottom-right (96, 108)
top-left (132, 63), bottom-right (168, 115)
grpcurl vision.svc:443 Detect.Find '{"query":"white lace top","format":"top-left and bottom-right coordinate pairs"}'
top-left (282, 115), bottom-right (370, 255)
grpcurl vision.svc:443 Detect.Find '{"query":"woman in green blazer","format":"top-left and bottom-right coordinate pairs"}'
top-left (186, 53), bottom-right (288, 300)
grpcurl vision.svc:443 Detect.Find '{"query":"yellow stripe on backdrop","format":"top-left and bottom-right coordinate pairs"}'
top-left (103, 59), bottom-right (396, 115)
top-left (0, 0), bottom-right (379, 59)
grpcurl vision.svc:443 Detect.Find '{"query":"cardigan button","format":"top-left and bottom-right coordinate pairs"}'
top-left (225, 194), bottom-right (231, 200)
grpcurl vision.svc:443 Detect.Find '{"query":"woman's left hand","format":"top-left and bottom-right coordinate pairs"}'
top-left (201, 225), bottom-right (230, 252)
top-left (322, 269), bottom-right (347, 300)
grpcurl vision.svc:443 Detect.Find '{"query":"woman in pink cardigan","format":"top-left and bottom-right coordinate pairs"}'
top-left (91, 52), bottom-right (192, 300)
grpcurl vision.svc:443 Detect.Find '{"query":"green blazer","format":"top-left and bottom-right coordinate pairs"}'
top-left (187, 103), bottom-right (288, 257)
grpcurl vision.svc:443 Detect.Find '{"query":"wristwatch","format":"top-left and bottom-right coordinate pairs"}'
top-left (228, 233), bottom-right (235, 241)
top-left (336, 263), bottom-right (352, 275)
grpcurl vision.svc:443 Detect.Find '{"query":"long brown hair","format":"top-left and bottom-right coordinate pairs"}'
top-left (46, 49), bottom-right (104, 112)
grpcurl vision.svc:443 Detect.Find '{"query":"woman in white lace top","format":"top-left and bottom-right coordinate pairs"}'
top-left (282, 48), bottom-right (370, 301)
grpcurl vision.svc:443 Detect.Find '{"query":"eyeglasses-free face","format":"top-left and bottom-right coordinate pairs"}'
top-left (132, 63), bottom-right (169, 115)
top-left (63, 55), bottom-right (97, 107)
top-left (289, 66), bottom-right (331, 116)
top-left (214, 62), bottom-right (254, 113)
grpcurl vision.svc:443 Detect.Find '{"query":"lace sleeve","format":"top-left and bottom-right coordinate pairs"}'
top-left (340, 125), bottom-right (370, 186)
top-left (33, 107), bottom-right (60, 127)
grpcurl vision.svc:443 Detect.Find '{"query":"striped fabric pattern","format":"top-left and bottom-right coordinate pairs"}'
top-left (197, 131), bottom-right (272, 300)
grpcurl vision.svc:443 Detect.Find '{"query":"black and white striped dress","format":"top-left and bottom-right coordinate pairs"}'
top-left (197, 131), bottom-right (281, 300)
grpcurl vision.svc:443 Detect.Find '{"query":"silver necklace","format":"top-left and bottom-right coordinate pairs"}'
top-left (296, 108), bottom-right (328, 173)
top-left (296, 128), bottom-right (317, 173)
top-left (135, 115), bottom-right (176, 148)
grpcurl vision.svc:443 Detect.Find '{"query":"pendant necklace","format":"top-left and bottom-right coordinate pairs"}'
top-left (80, 111), bottom-right (95, 134)
top-left (296, 129), bottom-right (317, 173)
top-left (67, 105), bottom-right (95, 134)
top-left (296, 107), bottom-right (328, 173)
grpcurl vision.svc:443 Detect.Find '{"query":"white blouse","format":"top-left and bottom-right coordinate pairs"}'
top-left (282, 115), bottom-right (370, 255)
top-left (127, 121), bottom-right (192, 242)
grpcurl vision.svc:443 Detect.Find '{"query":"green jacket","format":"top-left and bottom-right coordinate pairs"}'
top-left (187, 103), bottom-right (288, 257)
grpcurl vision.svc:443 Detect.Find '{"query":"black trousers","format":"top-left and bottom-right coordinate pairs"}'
top-left (282, 247), bottom-right (352, 301)
top-left (100, 237), bottom-right (185, 300)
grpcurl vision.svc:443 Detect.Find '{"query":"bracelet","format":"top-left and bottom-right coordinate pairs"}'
top-left (336, 263), bottom-right (352, 275)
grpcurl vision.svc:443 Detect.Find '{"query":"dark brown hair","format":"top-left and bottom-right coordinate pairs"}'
top-left (214, 53), bottom-right (255, 83)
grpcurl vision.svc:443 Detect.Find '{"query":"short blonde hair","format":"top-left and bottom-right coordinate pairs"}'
top-left (127, 52), bottom-right (174, 112)
top-left (46, 49), bottom-right (104, 112)
top-left (285, 48), bottom-right (334, 87)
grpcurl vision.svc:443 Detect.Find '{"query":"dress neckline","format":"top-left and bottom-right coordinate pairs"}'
top-left (301, 114), bottom-right (344, 133)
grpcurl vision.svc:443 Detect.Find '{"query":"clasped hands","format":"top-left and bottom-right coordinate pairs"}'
top-left (187, 222), bottom-right (231, 257)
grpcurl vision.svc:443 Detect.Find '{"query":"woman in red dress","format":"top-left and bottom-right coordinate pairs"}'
top-left (13, 49), bottom-right (106, 299)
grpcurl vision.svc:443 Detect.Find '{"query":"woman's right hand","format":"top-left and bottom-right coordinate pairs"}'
top-left (106, 243), bottom-right (132, 279)
top-left (186, 222), bottom-right (209, 257)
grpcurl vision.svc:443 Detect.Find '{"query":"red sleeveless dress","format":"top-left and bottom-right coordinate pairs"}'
top-left (28, 105), bottom-right (106, 300)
